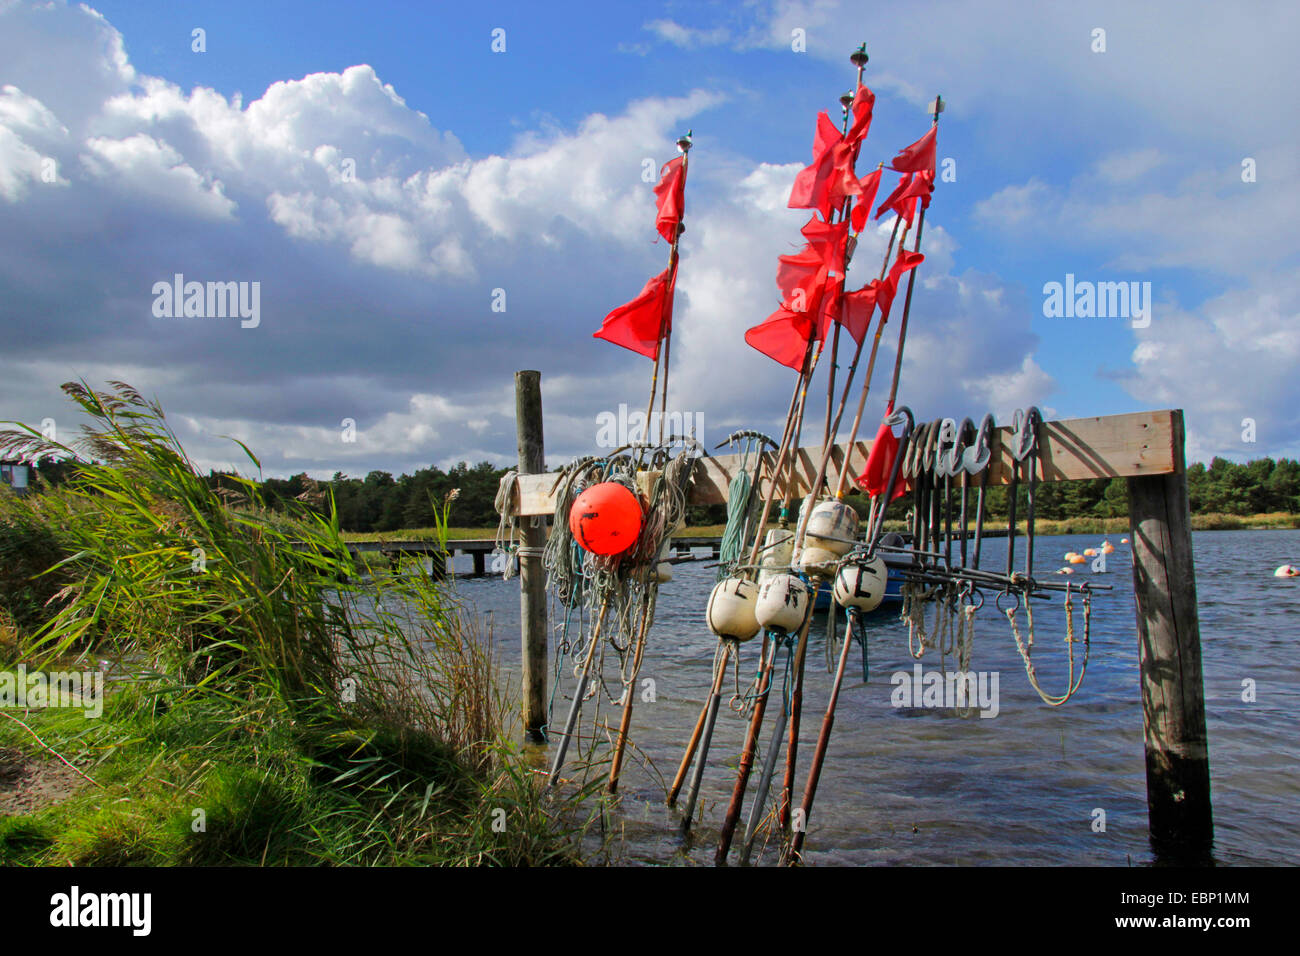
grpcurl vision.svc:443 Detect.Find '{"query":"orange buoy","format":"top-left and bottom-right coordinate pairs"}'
top-left (1068, 554), bottom-right (1087, 564)
top-left (1063, 551), bottom-right (1080, 561)
top-left (569, 482), bottom-right (643, 555)
top-left (1101, 541), bottom-right (1115, 554)
top-left (1083, 548), bottom-right (1097, 556)
top-left (1120, 538), bottom-right (1129, 544)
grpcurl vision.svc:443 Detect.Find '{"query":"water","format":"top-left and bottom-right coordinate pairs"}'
top-left (449, 530), bottom-right (1300, 866)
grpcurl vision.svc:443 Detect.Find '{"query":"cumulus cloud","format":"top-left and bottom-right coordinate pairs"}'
top-left (0, 0), bottom-right (1138, 481)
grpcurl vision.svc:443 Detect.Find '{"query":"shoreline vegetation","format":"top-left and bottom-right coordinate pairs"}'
top-left (342, 511), bottom-right (1300, 544)
top-left (0, 383), bottom-right (595, 866)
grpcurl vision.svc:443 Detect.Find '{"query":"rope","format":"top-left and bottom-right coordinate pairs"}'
top-left (494, 470), bottom-right (519, 580)
top-left (717, 462), bottom-right (754, 579)
top-left (1004, 584), bottom-right (1092, 706)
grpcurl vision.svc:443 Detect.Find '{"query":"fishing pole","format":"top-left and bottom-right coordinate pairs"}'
top-left (644, 132), bottom-right (692, 446)
top-left (884, 95), bottom-right (943, 409)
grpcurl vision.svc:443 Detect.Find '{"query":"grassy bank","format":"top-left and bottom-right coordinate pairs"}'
top-left (0, 383), bottom-right (592, 866)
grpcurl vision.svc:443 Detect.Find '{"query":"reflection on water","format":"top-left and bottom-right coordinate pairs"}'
top-left (446, 530), bottom-right (1300, 866)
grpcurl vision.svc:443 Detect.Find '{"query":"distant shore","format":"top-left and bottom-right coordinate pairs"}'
top-left (342, 511), bottom-right (1300, 543)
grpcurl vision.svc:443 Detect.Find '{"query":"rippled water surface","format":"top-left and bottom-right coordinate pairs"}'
top-left (446, 530), bottom-right (1300, 866)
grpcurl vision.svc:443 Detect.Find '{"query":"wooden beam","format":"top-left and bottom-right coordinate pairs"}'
top-left (515, 371), bottom-right (548, 743)
top-left (510, 409), bottom-right (1179, 516)
top-left (1127, 410), bottom-right (1213, 859)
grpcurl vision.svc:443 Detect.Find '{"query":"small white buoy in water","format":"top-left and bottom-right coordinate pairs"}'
top-left (755, 573), bottom-right (813, 633)
top-left (1056, 567), bottom-right (1074, 575)
top-left (1121, 537), bottom-right (1129, 544)
top-left (1275, 564), bottom-right (1300, 578)
top-left (803, 498), bottom-right (860, 555)
top-left (706, 575), bottom-right (761, 642)
top-left (832, 556), bottom-right (887, 612)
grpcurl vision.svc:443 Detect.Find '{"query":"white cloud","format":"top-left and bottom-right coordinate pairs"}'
top-left (645, 18), bottom-right (731, 48)
top-left (81, 133), bottom-right (235, 219)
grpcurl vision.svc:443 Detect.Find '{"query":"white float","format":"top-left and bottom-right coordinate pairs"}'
top-left (706, 574), bottom-right (761, 641)
top-left (802, 498), bottom-right (860, 556)
top-left (832, 555), bottom-right (888, 612)
top-left (755, 573), bottom-right (813, 633)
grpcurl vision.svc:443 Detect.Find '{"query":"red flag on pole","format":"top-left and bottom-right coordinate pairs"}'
top-left (653, 156), bottom-right (686, 243)
top-left (875, 171), bottom-right (933, 225)
top-left (593, 266), bottom-right (675, 358)
top-left (840, 282), bottom-right (879, 344)
top-left (744, 307), bottom-right (818, 371)
top-left (849, 167), bottom-right (883, 232)
top-left (888, 126), bottom-right (937, 174)
top-left (876, 248), bottom-right (926, 320)
top-left (776, 244), bottom-right (828, 312)
top-left (846, 83), bottom-right (876, 145)
top-left (856, 410), bottom-right (909, 499)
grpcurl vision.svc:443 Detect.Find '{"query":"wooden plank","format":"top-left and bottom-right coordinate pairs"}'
top-left (510, 409), bottom-right (1179, 517)
top-left (1127, 410), bottom-right (1213, 858)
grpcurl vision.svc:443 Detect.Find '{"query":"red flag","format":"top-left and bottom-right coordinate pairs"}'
top-left (875, 172), bottom-right (933, 225)
top-left (776, 244), bottom-right (828, 312)
top-left (593, 266), bottom-right (674, 358)
top-left (849, 167), bottom-right (883, 232)
top-left (813, 111), bottom-right (842, 159)
top-left (840, 282), bottom-right (879, 344)
top-left (889, 126), bottom-right (937, 174)
top-left (653, 156), bottom-right (686, 243)
top-left (789, 114), bottom-right (857, 218)
top-left (856, 413), bottom-right (909, 499)
top-left (876, 248), bottom-right (925, 320)
top-left (800, 216), bottom-right (849, 270)
top-left (846, 83), bottom-right (876, 145)
top-left (788, 149), bottom-right (838, 217)
top-left (745, 308), bottom-right (818, 370)
top-left (826, 142), bottom-right (864, 212)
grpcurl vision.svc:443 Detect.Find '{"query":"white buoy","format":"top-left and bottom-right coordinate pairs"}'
top-left (755, 573), bottom-right (813, 633)
top-left (798, 545), bottom-right (839, 579)
top-left (803, 498), bottom-right (860, 556)
top-left (1275, 564), bottom-right (1300, 578)
top-left (832, 556), bottom-right (887, 612)
top-left (706, 574), bottom-right (761, 642)
top-left (758, 527), bottom-right (795, 584)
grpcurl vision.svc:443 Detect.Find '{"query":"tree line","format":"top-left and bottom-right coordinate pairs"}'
top-left (22, 455), bottom-right (1300, 533)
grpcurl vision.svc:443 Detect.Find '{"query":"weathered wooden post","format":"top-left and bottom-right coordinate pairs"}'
top-left (515, 370), bottom-right (548, 743)
top-left (1126, 409), bottom-right (1213, 859)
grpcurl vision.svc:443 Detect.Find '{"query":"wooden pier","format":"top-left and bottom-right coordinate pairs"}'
top-left (506, 372), bottom-right (1213, 861)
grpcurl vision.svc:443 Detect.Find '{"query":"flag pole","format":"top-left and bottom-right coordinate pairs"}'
top-left (832, 96), bottom-right (941, 496)
top-left (780, 43), bottom-right (871, 838)
top-left (607, 133), bottom-right (691, 795)
top-left (644, 132), bottom-right (692, 445)
top-left (886, 98), bottom-right (942, 408)
top-left (786, 95), bottom-right (944, 863)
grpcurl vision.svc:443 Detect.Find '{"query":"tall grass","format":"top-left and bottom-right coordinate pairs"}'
top-left (0, 382), bottom-right (591, 865)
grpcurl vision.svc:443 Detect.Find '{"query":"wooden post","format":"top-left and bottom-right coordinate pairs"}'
top-left (472, 550), bottom-right (486, 577)
top-left (515, 370), bottom-right (548, 743)
top-left (1127, 410), bottom-right (1213, 859)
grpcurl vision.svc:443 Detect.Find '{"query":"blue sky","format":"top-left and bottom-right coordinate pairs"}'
top-left (2, 0), bottom-right (1297, 478)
